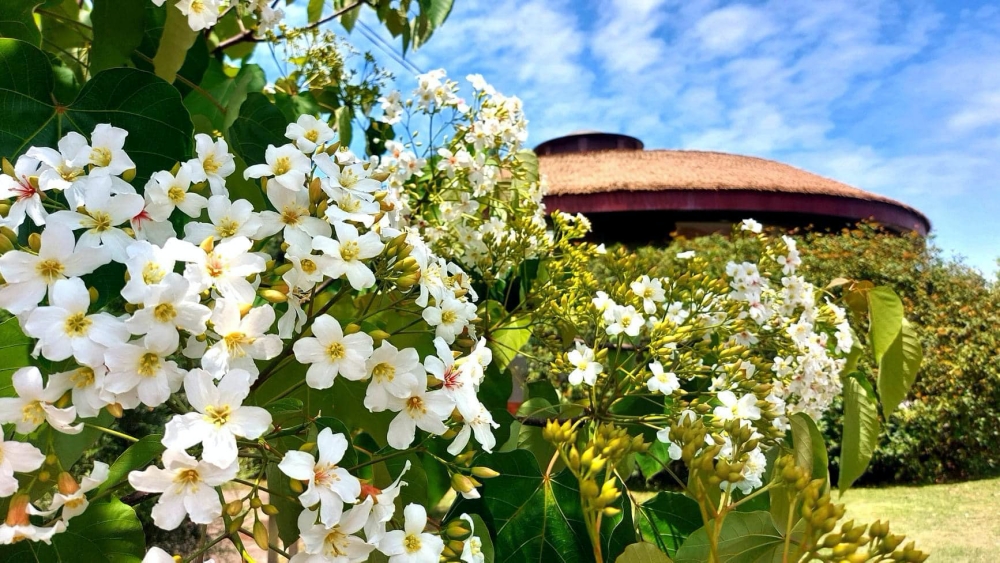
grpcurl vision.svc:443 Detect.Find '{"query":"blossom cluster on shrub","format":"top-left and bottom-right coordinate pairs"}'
top-left (553, 220), bottom-right (854, 497)
top-left (0, 72), bottom-right (519, 559)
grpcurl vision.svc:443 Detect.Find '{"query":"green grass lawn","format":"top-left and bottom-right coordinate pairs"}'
top-left (842, 477), bottom-right (1000, 562)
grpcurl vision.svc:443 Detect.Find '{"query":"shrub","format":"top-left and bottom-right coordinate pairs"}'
top-left (625, 223), bottom-right (1000, 484)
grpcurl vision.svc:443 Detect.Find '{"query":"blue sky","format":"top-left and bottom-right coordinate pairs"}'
top-left (266, 0), bottom-right (1000, 273)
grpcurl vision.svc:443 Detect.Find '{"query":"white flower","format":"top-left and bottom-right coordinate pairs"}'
top-left (567, 343), bottom-right (603, 386)
top-left (676, 250), bottom-right (696, 259)
top-left (446, 402), bottom-right (498, 455)
top-left (169, 235), bottom-right (266, 304)
top-left (0, 154), bottom-right (48, 229)
top-left (0, 367), bottom-right (81, 434)
top-left (0, 224), bottom-right (110, 314)
top-left (187, 134), bottom-right (236, 195)
top-left (630, 275), bottom-right (665, 315)
top-left (665, 301), bottom-right (690, 325)
top-left (459, 514), bottom-right (486, 563)
top-left (48, 364), bottom-right (110, 419)
top-left (606, 305), bottom-right (644, 337)
top-left (314, 154), bottom-right (382, 198)
top-left (286, 115), bottom-right (335, 153)
top-left (0, 434), bottom-right (45, 497)
top-left (77, 124), bottom-right (135, 176)
top-left (740, 218), bottom-right (762, 234)
top-left (646, 361), bottom-right (680, 395)
top-left (24, 277), bottom-right (128, 366)
top-left (364, 341), bottom-right (423, 412)
top-left (203, 299), bottom-right (282, 377)
top-left (142, 547), bottom-right (180, 563)
top-left (125, 273), bottom-right (211, 352)
top-left (121, 240), bottom-right (177, 304)
top-left (0, 517), bottom-right (65, 545)
top-left (278, 428), bottom-right (361, 526)
top-left (26, 132), bottom-right (87, 198)
top-left (313, 222), bottom-right (384, 290)
top-left (385, 375), bottom-right (452, 450)
top-left (145, 164), bottom-right (209, 219)
top-left (324, 187), bottom-right (380, 227)
top-left (48, 177), bottom-right (144, 262)
top-left (128, 449), bottom-right (238, 530)
top-left (363, 461), bottom-right (410, 544)
top-left (163, 369), bottom-right (272, 467)
top-left (176, 0), bottom-right (222, 31)
top-left (293, 315), bottom-right (374, 389)
top-left (30, 462), bottom-right (109, 521)
top-left (379, 504), bottom-right (445, 563)
top-left (424, 338), bottom-right (477, 416)
top-left (591, 291), bottom-right (614, 313)
top-left (256, 183), bottom-right (332, 240)
top-left (244, 143), bottom-right (311, 191)
top-left (293, 501), bottom-right (375, 563)
top-left (421, 296), bottom-right (476, 344)
top-left (435, 148), bottom-right (471, 178)
top-left (104, 337), bottom-right (185, 407)
top-left (714, 390), bottom-right (761, 422)
top-left (184, 195), bottom-right (262, 243)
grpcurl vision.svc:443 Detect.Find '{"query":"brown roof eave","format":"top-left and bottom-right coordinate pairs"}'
top-left (544, 189), bottom-right (931, 236)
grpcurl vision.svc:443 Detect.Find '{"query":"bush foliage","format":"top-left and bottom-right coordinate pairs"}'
top-left (625, 223), bottom-right (1000, 484)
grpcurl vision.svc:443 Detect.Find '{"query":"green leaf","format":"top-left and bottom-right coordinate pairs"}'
top-left (788, 412), bottom-right (828, 483)
top-left (0, 314), bottom-right (32, 397)
top-left (424, 0), bottom-right (454, 28)
top-left (487, 315), bottom-right (532, 371)
top-left (0, 498), bottom-right (145, 562)
top-left (876, 318), bottom-right (922, 419)
top-left (229, 91), bottom-right (288, 165)
top-left (90, 0), bottom-right (146, 74)
top-left (616, 543), bottom-right (673, 563)
top-left (97, 434), bottom-right (166, 495)
top-left (152, 0), bottom-right (199, 83)
top-left (635, 440), bottom-right (672, 481)
top-left (636, 492), bottom-right (702, 557)
top-left (0, 0), bottom-right (42, 45)
top-left (0, 39), bottom-right (193, 185)
top-left (475, 450), bottom-right (591, 563)
top-left (183, 60), bottom-right (266, 132)
top-left (838, 376), bottom-right (879, 493)
top-left (866, 286), bottom-right (904, 364)
top-left (34, 410), bottom-right (115, 469)
top-left (308, 0), bottom-right (326, 23)
top-left (336, 105), bottom-right (353, 147)
top-left (673, 511), bottom-right (787, 563)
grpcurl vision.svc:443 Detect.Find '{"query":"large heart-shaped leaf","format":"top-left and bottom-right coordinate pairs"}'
top-left (0, 38), bottom-right (192, 184)
top-left (471, 450), bottom-right (592, 563)
top-left (0, 0), bottom-right (42, 45)
top-left (0, 314), bottom-right (32, 397)
top-left (0, 498), bottom-right (145, 562)
top-left (636, 491), bottom-right (702, 557)
top-left (90, 0), bottom-right (146, 74)
top-left (674, 511), bottom-right (788, 563)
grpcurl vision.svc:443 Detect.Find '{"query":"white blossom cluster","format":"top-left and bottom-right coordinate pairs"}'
top-left (565, 229), bottom-right (852, 496)
top-left (0, 116), bottom-right (495, 560)
top-left (150, 0), bottom-right (284, 33)
top-left (376, 69), bottom-right (552, 278)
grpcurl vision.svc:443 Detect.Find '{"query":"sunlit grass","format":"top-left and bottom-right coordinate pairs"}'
top-left (843, 477), bottom-right (1000, 563)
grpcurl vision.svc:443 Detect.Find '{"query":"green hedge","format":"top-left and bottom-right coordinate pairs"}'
top-left (621, 224), bottom-right (1000, 484)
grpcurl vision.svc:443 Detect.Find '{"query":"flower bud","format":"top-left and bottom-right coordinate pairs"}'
top-left (57, 472), bottom-right (80, 495)
top-left (28, 232), bottom-right (41, 252)
top-left (89, 286), bottom-right (99, 303)
top-left (444, 518), bottom-right (471, 540)
top-left (5, 494), bottom-right (30, 526)
top-left (369, 329), bottom-right (391, 344)
top-left (226, 499), bottom-right (244, 516)
top-left (261, 504), bottom-right (279, 516)
top-left (0, 235), bottom-right (13, 255)
top-left (1, 157), bottom-right (14, 177)
top-left (122, 168), bottom-right (136, 182)
top-left (227, 513), bottom-right (245, 534)
top-left (107, 403), bottom-right (124, 418)
top-left (259, 289), bottom-right (287, 303)
top-left (253, 519), bottom-right (269, 550)
top-left (289, 479), bottom-right (304, 494)
top-left (451, 473), bottom-right (476, 494)
top-left (471, 466), bottom-right (499, 479)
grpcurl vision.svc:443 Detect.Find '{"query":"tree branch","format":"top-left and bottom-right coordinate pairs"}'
top-left (213, 0), bottom-right (371, 54)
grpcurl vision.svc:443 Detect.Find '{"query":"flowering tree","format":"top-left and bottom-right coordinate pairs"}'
top-left (0, 2), bottom-right (927, 562)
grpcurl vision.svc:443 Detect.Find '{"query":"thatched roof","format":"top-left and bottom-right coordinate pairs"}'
top-left (539, 149), bottom-right (913, 209)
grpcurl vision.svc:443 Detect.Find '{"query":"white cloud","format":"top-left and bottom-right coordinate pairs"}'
top-left (693, 4), bottom-right (777, 56)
